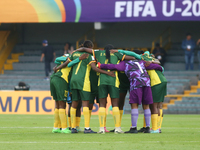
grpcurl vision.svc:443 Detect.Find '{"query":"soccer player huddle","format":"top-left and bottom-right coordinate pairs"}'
top-left (50, 40), bottom-right (167, 134)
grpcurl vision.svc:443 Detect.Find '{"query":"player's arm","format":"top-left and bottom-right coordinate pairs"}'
top-left (67, 53), bottom-right (89, 67)
top-left (145, 63), bottom-right (163, 72)
top-left (53, 59), bottom-right (70, 73)
top-left (98, 61), bottom-right (126, 72)
top-left (90, 62), bottom-right (115, 77)
top-left (111, 49), bottom-right (142, 59)
top-left (73, 47), bottom-right (93, 54)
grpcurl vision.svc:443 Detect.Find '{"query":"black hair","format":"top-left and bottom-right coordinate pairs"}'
top-left (186, 33), bottom-right (191, 36)
top-left (104, 44), bottom-right (114, 63)
top-left (133, 49), bottom-right (144, 55)
top-left (83, 40), bottom-right (94, 48)
top-left (155, 43), bottom-right (160, 47)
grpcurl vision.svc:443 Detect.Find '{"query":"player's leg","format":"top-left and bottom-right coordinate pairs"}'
top-left (50, 77), bottom-right (61, 133)
top-left (98, 85), bottom-right (108, 134)
top-left (67, 103), bottom-right (72, 130)
top-left (109, 85), bottom-right (122, 134)
top-left (109, 90), bottom-right (127, 132)
top-left (158, 102), bottom-right (163, 133)
top-left (150, 103), bottom-right (159, 133)
top-left (70, 89), bottom-right (80, 133)
top-left (80, 90), bottom-right (97, 133)
top-left (125, 103), bottom-right (138, 133)
top-left (119, 91), bottom-right (127, 127)
top-left (58, 101), bottom-right (70, 133)
top-left (137, 104), bottom-right (147, 133)
top-left (52, 101), bottom-right (62, 133)
top-left (76, 101), bottom-right (82, 132)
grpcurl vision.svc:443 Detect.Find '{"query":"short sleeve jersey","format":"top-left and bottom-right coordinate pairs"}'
top-left (68, 51), bottom-right (96, 92)
top-left (140, 53), bottom-right (167, 87)
top-left (93, 50), bottom-right (125, 88)
top-left (51, 54), bottom-right (72, 83)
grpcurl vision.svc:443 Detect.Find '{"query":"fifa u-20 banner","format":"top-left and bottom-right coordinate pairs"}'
top-left (0, 0), bottom-right (200, 23)
top-left (0, 91), bottom-right (112, 115)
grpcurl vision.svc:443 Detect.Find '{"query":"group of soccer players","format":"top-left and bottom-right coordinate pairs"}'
top-left (50, 40), bottom-right (166, 134)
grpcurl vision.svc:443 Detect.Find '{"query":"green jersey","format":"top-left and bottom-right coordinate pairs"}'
top-left (93, 50), bottom-right (125, 88)
top-left (68, 51), bottom-right (96, 92)
top-left (90, 69), bottom-right (99, 93)
top-left (51, 55), bottom-right (71, 83)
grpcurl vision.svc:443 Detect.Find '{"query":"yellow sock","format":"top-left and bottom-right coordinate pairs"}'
top-left (104, 111), bottom-right (107, 127)
top-left (58, 120), bottom-right (61, 129)
top-left (143, 116), bottom-right (146, 128)
top-left (99, 107), bottom-right (105, 127)
top-left (112, 107), bottom-right (120, 127)
top-left (76, 117), bottom-right (81, 127)
top-left (119, 110), bottom-right (123, 126)
top-left (70, 107), bottom-right (76, 128)
top-left (54, 109), bottom-right (60, 128)
top-left (68, 117), bottom-right (71, 128)
top-left (83, 107), bottom-right (90, 128)
top-left (89, 110), bottom-right (92, 125)
top-left (89, 110), bottom-right (92, 119)
top-left (59, 109), bottom-right (68, 129)
top-left (159, 109), bottom-right (163, 129)
top-left (151, 114), bottom-right (158, 130)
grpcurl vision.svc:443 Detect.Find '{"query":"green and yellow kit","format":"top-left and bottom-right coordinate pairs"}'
top-left (68, 51), bottom-right (96, 101)
top-left (92, 50), bottom-right (125, 98)
top-left (50, 54), bottom-right (71, 102)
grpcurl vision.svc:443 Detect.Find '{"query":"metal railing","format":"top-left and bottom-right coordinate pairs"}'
top-left (151, 27), bottom-right (171, 53)
top-left (0, 31), bottom-right (11, 51)
top-left (76, 29), bottom-right (96, 49)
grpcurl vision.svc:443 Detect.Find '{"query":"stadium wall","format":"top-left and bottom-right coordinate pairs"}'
top-left (3, 21), bottom-right (199, 48)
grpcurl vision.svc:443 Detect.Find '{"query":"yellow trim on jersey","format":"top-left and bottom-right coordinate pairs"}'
top-left (61, 66), bottom-right (71, 83)
top-left (92, 49), bottom-right (95, 59)
top-left (147, 70), bottom-right (161, 87)
top-left (122, 55), bottom-right (126, 61)
top-left (89, 60), bottom-right (96, 65)
top-left (75, 60), bottom-right (82, 75)
top-left (68, 57), bottom-right (72, 62)
top-left (83, 64), bottom-right (92, 92)
top-left (115, 71), bottom-right (120, 88)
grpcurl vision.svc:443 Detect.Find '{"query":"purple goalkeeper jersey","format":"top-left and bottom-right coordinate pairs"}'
top-left (100, 60), bottom-right (163, 91)
top-left (124, 60), bottom-right (150, 90)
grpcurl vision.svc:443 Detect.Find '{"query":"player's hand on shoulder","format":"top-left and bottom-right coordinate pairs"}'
top-left (53, 66), bottom-right (57, 73)
top-left (107, 71), bottom-right (116, 77)
top-left (144, 61), bottom-right (152, 67)
top-left (79, 53), bottom-right (89, 60)
top-left (110, 49), bottom-right (118, 53)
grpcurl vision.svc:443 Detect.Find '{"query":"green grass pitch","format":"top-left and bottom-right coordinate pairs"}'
top-left (0, 114), bottom-right (200, 150)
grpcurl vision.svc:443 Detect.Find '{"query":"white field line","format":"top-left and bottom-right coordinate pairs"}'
top-left (0, 141), bottom-right (199, 144)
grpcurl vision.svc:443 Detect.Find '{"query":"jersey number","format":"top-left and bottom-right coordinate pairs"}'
top-left (135, 62), bottom-right (144, 73)
top-left (75, 60), bottom-right (82, 75)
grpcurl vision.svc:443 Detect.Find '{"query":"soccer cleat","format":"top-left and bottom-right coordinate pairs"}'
top-left (71, 128), bottom-right (78, 133)
top-left (114, 127), bottom-right (124, 134)
top-left (67, 127), bottom-right (71, 130)
top-left (143, 127), bottom-right (150, 133)
top-left (159, 128), bottom-right (162, 133)
top-left (137, 127), bottom-right (146, 133)
top-left (98, 128), bottom-right (105, 134)
top-left (104, 127), bottom-right (109, 132)
top-left (150, 129), bottom-right (160, 133)
top-left (52, 128), bottom-right (61, 133)
top-left (84, 128), bottom-right (97, 134)
top-left (109, 129), bottom-right (115, 132)
top-left (125, 127), bottom-right (138, 134)
top-left (61, 128), bottom-right (71, 134)
top-left (76, 126), bottom-right (82, 132)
